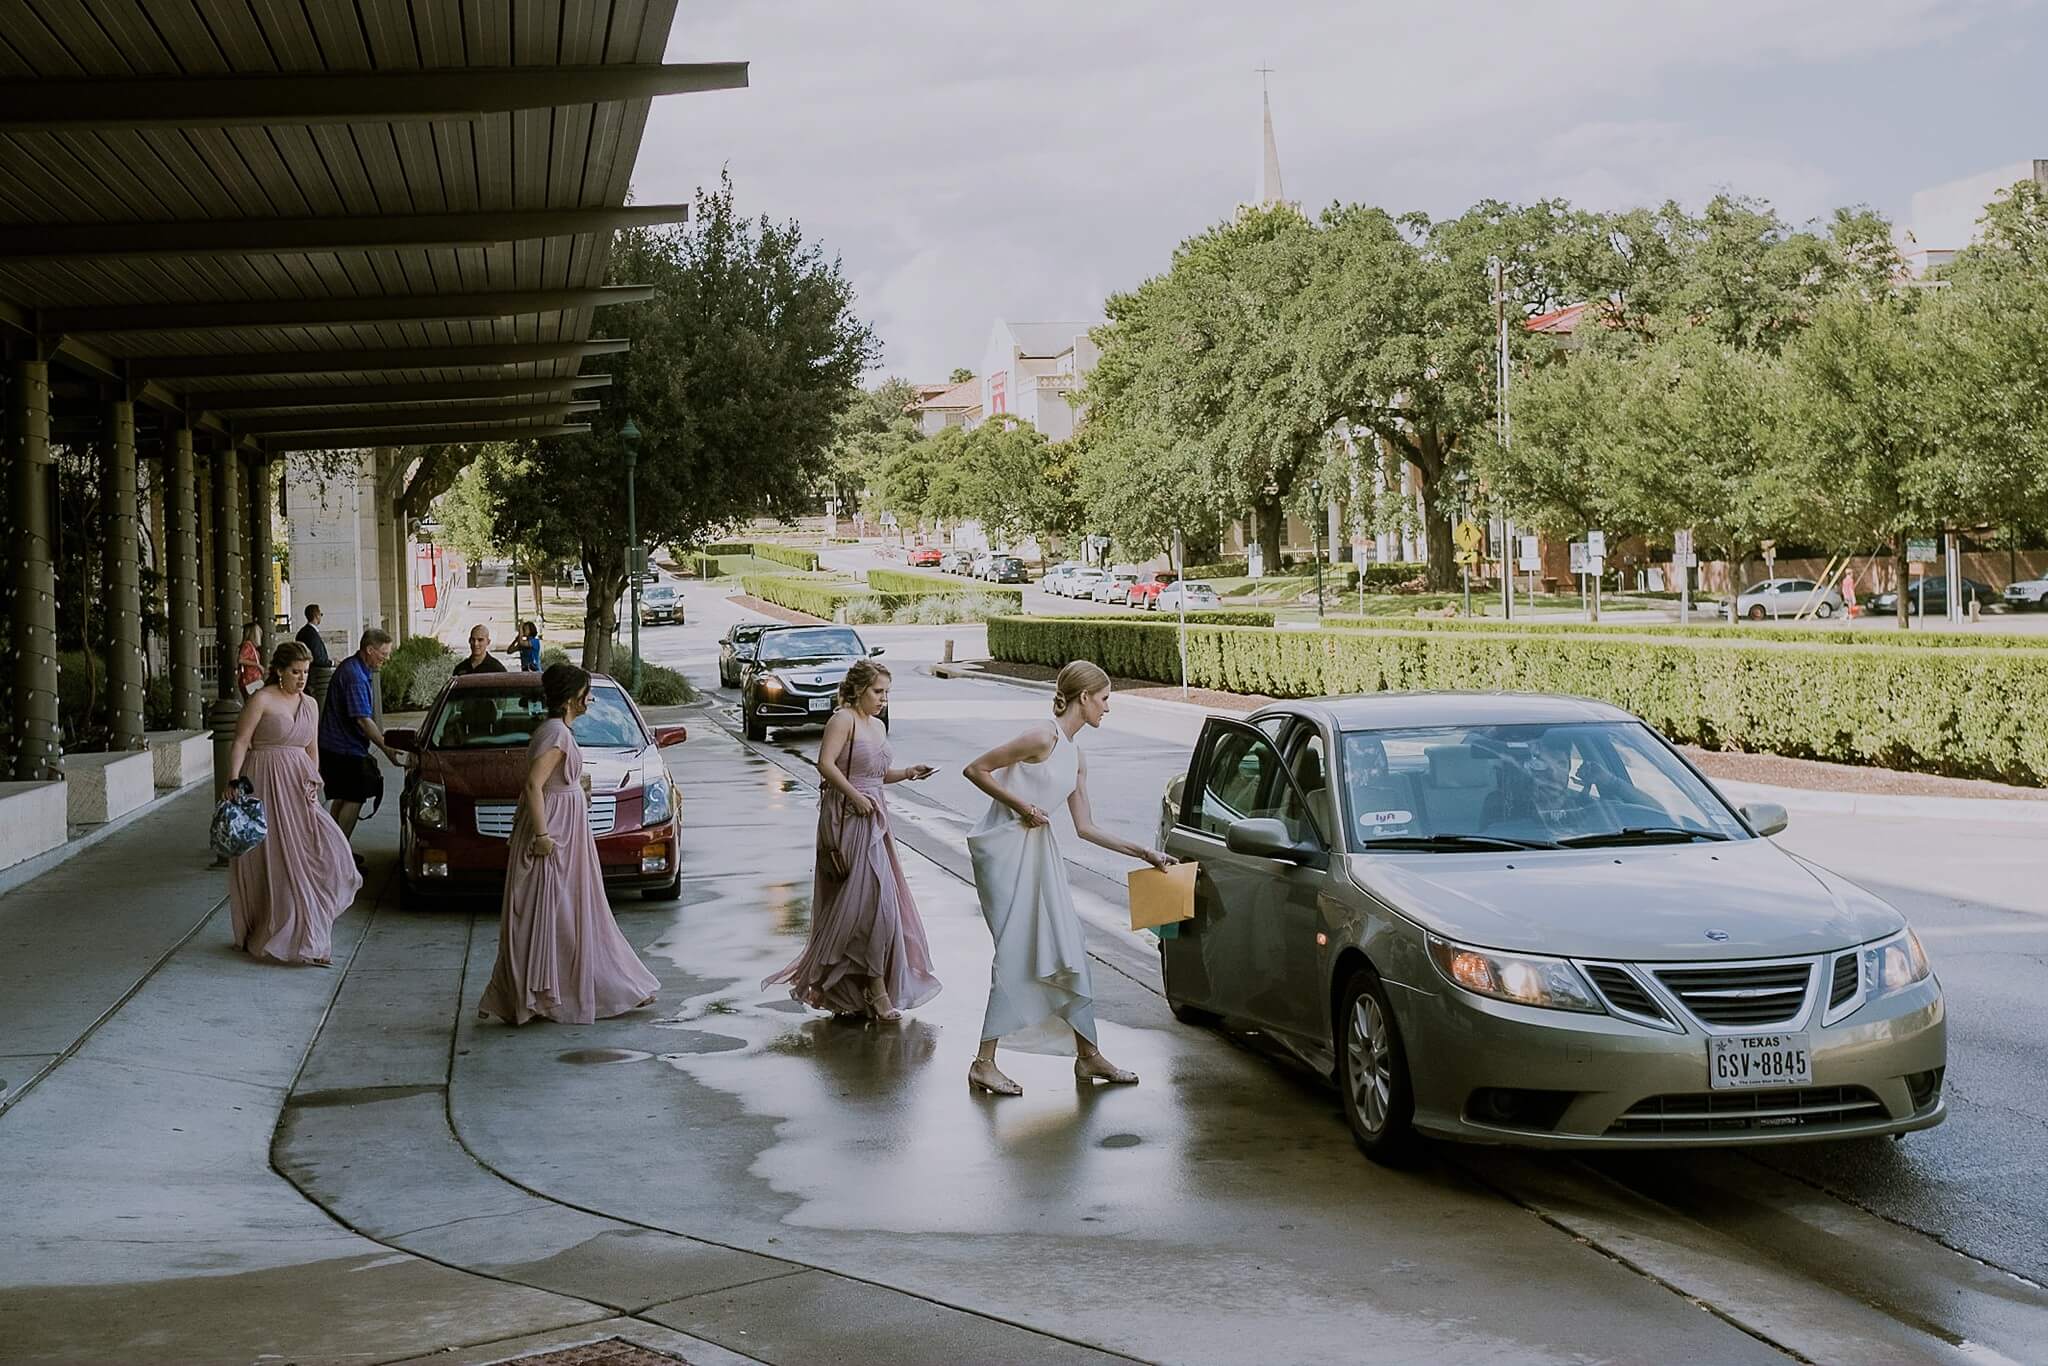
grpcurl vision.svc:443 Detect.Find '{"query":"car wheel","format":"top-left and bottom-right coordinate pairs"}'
top-left (1335, 966), bottom-right (1420, 1165)
top-left (642, 867), bottom-right (683, 901)
top-left (1814, 601), bottom-right (1836, 618)
top-left (1170, 1000), bottom-right (1221, 1027)
top-left (398, 876), bottom-right (434, 913)
top-left (1746, 604), bottom-right (1766, 621)
top-left (744, 703), bottom-right (766, 742)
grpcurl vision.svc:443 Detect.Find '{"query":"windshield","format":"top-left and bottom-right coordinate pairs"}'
top-left (428, 685), bottom-right (645, 751)
top-left (759, 627), bottom-right (866, 663)
top-left (1340, 721), bottom-right (1749, 851)
top-left (1183, 582), bottom-right (1215, 594)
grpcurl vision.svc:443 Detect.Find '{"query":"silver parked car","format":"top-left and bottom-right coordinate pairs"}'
top-left (1158, 693), bottom-right (1945, 1163)
top-left (1734, 578), bottom-right (1844, 621)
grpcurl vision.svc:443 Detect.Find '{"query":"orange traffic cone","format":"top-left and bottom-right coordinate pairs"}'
top-left (1842, 569), bottom-right (1860, 618)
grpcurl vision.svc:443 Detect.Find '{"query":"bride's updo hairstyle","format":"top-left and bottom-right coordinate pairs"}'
top-left (1052, 660), bottom-right (1111, 716)
top-left (836, 658), bottom-right (892, 709)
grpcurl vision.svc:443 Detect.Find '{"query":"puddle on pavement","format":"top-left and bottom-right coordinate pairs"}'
top-left (555, 1048), bottom-right (653, 1065)
top-left (1101, 1133), bottom-right (1143, 1149)
top-left (654, 1032), bottom-right (747, 1056)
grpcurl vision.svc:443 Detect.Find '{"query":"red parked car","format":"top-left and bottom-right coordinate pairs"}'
top-left (908, 546), bottom-right (943, 568)
top-left (387, 672), bottom-right (689, 909)
top-left (1127, 573), bottom-right (1178, 609)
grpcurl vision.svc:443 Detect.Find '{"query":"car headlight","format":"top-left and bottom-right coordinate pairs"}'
top-left (414, 780), bottom-right (448, 830)
top-left (643, 775), bottom-right (672, 825)
top-left (1426, 933), bottom-right (1602, 1012)
top-left (1863, 928), bottom-right (1932, 998)
top-left (758, 676), bottom-right (784, 697)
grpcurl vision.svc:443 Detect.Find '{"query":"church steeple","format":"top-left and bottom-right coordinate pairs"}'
top-left (1257, 65), bottom-right (1285, 208)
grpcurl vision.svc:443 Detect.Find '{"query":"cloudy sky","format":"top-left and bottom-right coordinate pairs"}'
top-left (635, 1), bottom-right (2046, 381)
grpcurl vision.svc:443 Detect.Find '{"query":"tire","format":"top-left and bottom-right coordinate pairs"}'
top-left (1814, 601), bottom-right (1836, 619)
top-left (1334, 967), bottom-right (1420, 1165)
top-left (398, 876), bottom-right (434, 913)
top-left (744, 703), bottom-right (766, 742)
top-left (642, 867), bottom-right (682, 901)
top-left (1746, 604), bottom-right (1766, 621)
top-left (1170, 1000), bottom-right (1221, 1027)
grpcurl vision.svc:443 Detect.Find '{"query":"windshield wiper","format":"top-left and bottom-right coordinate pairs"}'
top-left (1554, 826), bottom-right (1730, 848)
top-left (1364, 834), bottom-right (1559, 852)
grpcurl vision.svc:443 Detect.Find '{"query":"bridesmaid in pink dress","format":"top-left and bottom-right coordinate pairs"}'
top-left (224, 640), bottom-right (364, 964)
top-left (478, 663), bottom-right (661, 1025)
top-left (764, 659), bottom-right (943, 1021)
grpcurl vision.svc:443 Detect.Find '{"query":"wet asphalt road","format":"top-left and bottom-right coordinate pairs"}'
top-left (632, 582), bottom-right (2048, 1359)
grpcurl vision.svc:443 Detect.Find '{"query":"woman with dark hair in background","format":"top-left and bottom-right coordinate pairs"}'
top-left (236, 622), bottom-right (264, 696)
top-left (763, 659), bottom-right (941, 1022)
top-left (477, 663), bottom-right (660, 1025)
top-left (222, 640), bottom-right (362, 964)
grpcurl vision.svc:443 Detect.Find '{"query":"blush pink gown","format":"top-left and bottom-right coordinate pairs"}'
top-left (764, 720), bottom-right (941, 1015)
top-left (229, 690), bottom-right (363, 963)
top-left (478, 718), bottom-right (660, 1025)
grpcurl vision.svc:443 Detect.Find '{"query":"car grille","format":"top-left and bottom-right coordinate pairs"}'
top-left (1583, 965), bottom-right (1673, 1027)
top-left (1828, 952), bottom-right (1859, 1008)
top-left (475, 796), bottom-right (616, 839)
top-left (1607, 1086), bottom-right (1885, 1136)
top-left (1651, 960), bottom-right (1815, 1027)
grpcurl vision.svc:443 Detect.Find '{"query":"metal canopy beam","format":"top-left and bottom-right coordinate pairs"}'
top-left (134, 339), bottom-right (629, 379)
top-left (0, 63), bottom-right (748, 132)
top-left (39, 286), bottom-right (655, 334)
top-left (231, 400), bottom-right (599, 435)
top-left (260, 422), bottom-right (592, 452)
top-left (0, 207), bottom-right (689, 260)
top-left (187, 374), bottom-right (612, 411)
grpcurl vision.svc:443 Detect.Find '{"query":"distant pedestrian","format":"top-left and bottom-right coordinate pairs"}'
top-left (477, 663), bottom-right (660, 1025)
top-left (514, 619), bottom-right (543, 672)
top-left (961, 660), bottom-right (1172, 1096)
top-left (296, 604), bottom-right (331, 670)
top-left (236, 622), bottom-right (264, 696)
top-left (318, 628), bottom-right (409, 847)
top-left (223, 641), bottom-right (362, 964)
top-left (763, 660), bottom-right (941, 1021)
top-left (452, 624), bottom-right (507, 676)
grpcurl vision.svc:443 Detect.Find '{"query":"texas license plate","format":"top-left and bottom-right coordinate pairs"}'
top-left (809, 696), bottom-right (832, 712)
top-left (1709, 1033), bottom-right (1812, 1090)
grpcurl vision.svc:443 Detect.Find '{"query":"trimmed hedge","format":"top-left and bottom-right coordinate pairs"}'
top-left (753, 542), bottom-right (821, 572)
top-left (690, 541), bottom-right (821, 572)
top-left (744, 573), bottom-right (1022, 622)
top-left (866, 568), bottom-right (966, 594)
top-left (984, 615), bottom-right (2048, 784)
top-left (1049, 609), bottom-right (1278, 628)
top-left (1322, 613), bottom-right (2048, 650)
top-left (1184, 558), bottom-right (1423, 589)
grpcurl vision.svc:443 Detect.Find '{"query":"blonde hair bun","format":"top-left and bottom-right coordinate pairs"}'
top-left (837, 658), bottom-right (892, 708)
top-left (1052, 660), bottom-right (1110, 716)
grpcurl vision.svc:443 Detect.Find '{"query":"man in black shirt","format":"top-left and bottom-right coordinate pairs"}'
top-left (451, 623), bottom-right (507, 676)
top-left (295, 605), bottom-right (331, 669)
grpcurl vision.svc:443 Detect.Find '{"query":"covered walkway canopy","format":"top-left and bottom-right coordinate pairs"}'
top-left (0, 0), bottom-right (741, 793)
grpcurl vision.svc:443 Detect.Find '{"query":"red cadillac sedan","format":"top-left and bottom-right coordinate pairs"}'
top-left (386, 672), bottom-right (688, 909)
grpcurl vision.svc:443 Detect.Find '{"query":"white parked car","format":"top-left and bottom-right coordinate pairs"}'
top-left (1093, 572), bottom-right (1141, 603)
top-left (1062, 569), bottom-right (1105, 599)
top-left (1734, 578), bottom-right (1844, 621)
top-left (969, 552), bottom-right (995, 580)
top-left (1156, 580), bottom-right (1222, 611)
top-left (2003, 575), bottom-right (2048, 611)
top-left (939, 550), bottom-right (967, 574)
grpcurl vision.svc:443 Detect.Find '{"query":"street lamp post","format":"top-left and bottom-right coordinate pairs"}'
top-left (1309, 480), bottom-right (1326, 619)
top-left (620, 415), bottom-right (642, 696)
top-left (1455, 469), bottom-right (1472, 618)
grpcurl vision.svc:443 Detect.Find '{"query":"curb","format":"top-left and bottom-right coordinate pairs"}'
top-left (929, 663), bottom-right (2048, 826)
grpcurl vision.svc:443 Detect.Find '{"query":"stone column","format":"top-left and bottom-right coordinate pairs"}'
top-left (249, 454), bottom-right (274, 653)
top-left (375, 448), bottom-right (405, 641)
top-left (106, 400), bottom-right (145, 751)
top-left (167, 425), bottom-right (203, 729)
top-left (208, 447), bottom-right (245, 802)
top-left (196, 454), bottom-right (214, 634)
top-left (7, 361), bottom-right (58, 780)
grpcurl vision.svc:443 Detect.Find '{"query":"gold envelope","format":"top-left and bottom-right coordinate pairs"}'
top-left (1127, 860), bottom-right (1197, 930)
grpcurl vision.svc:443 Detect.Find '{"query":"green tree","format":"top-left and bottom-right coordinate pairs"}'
top-left (487, 175), bottom-right (876, 669)
top-left (823, 377), bottom-right (923, 518)
top-left (948, 367), bottom-right (975, 384)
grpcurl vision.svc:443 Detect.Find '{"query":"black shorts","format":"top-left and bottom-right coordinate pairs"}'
top-left (319, 749), bottom-right (384, 812)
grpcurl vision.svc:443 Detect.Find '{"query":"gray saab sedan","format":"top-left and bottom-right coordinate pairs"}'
top-left (1158, 693), bottom-right (1946, 1163)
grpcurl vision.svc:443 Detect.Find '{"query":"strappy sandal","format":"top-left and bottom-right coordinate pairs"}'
top-left (864, 982), bottom-right (902, 1023)
top-left (1075, 1053), bottom-right (1139, 1086)
top-left (968, 1059), bottom-right (1023, 1096)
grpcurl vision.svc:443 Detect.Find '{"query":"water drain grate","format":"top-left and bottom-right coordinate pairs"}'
top-left (496, 1337), bottom-right (692, 1366)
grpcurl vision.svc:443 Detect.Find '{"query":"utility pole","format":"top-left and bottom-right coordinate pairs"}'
top-left (1494, 257), bottom-right (1516, 621)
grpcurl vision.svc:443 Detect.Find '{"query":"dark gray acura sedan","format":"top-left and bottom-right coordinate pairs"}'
top-left (1157, 693), bottom-right (1946, 1163)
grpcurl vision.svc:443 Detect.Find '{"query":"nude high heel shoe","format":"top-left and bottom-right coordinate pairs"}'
top-left (1075, 1053), bottom-right (1139, 1086)
top-left (968, 1059), bottom-right (1022, 1096)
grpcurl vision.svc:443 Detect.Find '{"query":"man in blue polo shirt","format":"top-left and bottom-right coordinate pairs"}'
top-left (319, 627), bottom-right (408, 847)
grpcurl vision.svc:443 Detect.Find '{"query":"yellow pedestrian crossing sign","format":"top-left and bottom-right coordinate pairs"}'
top-left (1453, 520), bottom-right (1483, 566)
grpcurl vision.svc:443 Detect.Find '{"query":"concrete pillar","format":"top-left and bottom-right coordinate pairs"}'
top-left (145, 453), bottom-right (166, 677)
top-left (196, 454), bottom-right (214, 633)
top-left (375, 448), bottom-right (404, 641)
top-left (7, 361), bottom-right (58, 780)
top-left (249, 454), bottom-right (274, 653)
top-left (106, 401), bottom-right (145, 751)
top-left (167, 426), bottom-right (203, 729)
top-left (208, 447), bottom-right (245, 806)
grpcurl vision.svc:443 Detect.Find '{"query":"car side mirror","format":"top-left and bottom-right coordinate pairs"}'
top-left (870, 646), bottom-right (885, 657)
top-left (654, 726), bottom-right (689, 749)
top-left (1226, 817), bottom-right (1310, 862)
top-left (1740, 801), bottom-right (1789, 837)
top-left (384, 727), bottom-right (418, 753)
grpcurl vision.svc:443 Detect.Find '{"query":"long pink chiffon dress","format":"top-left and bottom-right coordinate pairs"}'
top-left (229, 690), bottom-right (363, 963)
top-left (764, 718), bottom-right (941, 1015)
top-left (477, 717), bottom-right (660, 1025)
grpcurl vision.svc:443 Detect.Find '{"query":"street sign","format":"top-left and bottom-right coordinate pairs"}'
top-left (1518, 535), bottom-right (1540, 572)
top-left (1907, 537), bottom-right (1938, 563)
top-left (880, 511), bottom-right (897, 528)
top-left (1586, 530), bottom-right (1606, 559)
top-left (1673, 528), bottom-right (1696, 568)
top-left (625, 543), bottom-right (648, 577)
top-left (1569, 542), bottom-right (1588, 575)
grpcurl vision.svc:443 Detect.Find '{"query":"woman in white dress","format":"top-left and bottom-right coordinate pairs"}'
top-left (962, 660), bottom-right (1174, 1096)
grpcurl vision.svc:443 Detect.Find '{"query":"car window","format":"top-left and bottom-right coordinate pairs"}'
top-left (759, 628), bottom-right (865, 662)
top-left (1184, 582), bottom-right (1215, 594)
top-left (1189, 725), bottom-right (1318, 844)
top-left (1284, 727), bottom-right (1334, 844)
top-left (428, 685), bottom-right (643, 751)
